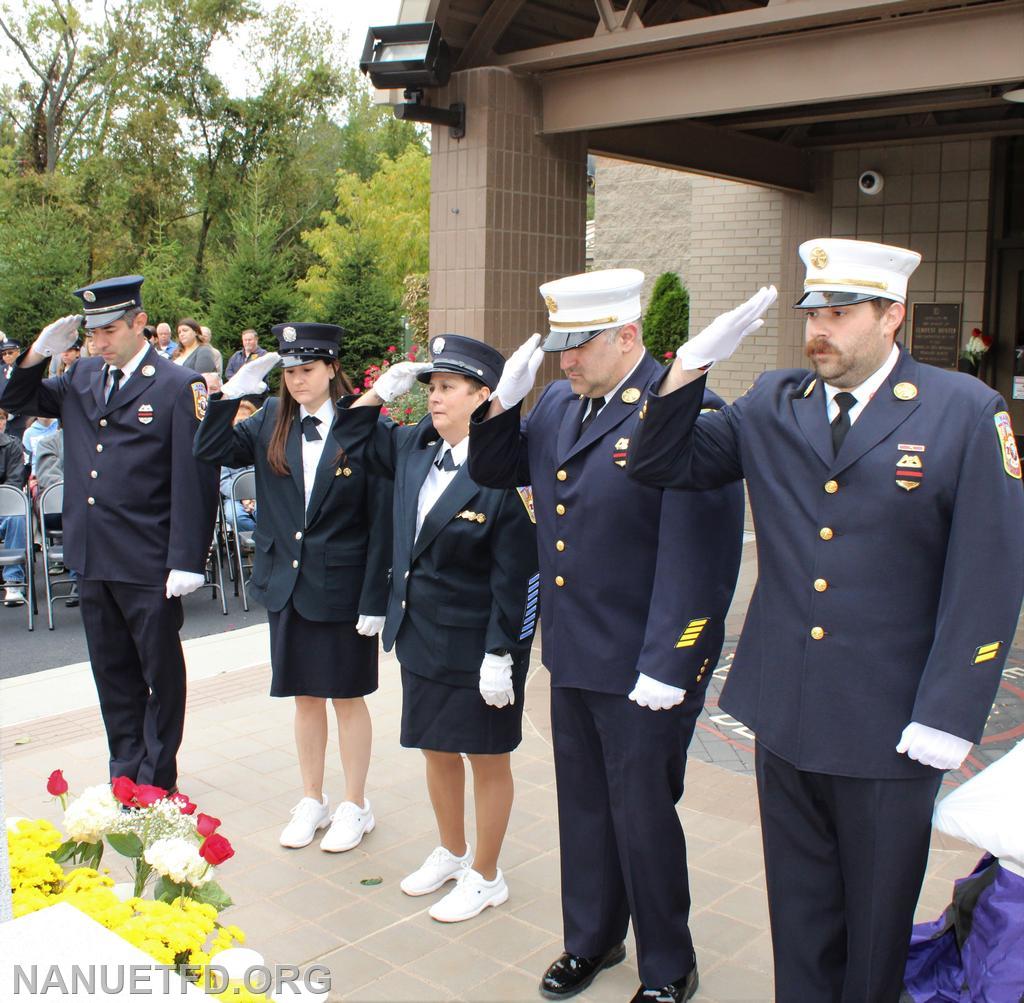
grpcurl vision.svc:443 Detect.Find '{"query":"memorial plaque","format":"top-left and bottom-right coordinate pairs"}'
top-left (910, 303), bottom-right (961, 369)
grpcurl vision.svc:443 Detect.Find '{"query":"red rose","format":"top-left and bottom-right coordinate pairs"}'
top-left (199, 833), bottom-right (234, 865)
top-left (135, 784), bottom-right (167, 807)
top-left (404, 407), bottom-right (413, 415)
top-left (111, 776), bottom-right (139, 806)
top-left (46, 770), bottom-right (68, 796)
top-left (387, 346), bottom-right (397, 353)
top-left (663, 351), bottom-right (674, 359)
top-left (170, 793), bottom-right (197, 815)
top-left (196, 813), bottom-right (221, 837)
top-left (381, 406), bottom-right (389, 416)
top-left (407, 349), bottom-right (417, 361)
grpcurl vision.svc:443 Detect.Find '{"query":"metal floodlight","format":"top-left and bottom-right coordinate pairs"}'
top-left (359, 22), bottom-right (465, 140)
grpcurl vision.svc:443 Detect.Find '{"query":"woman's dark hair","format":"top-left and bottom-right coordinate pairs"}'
top-left (267, 360), bottom-right (354, 477)
top-left (172, 318), bottom-right (202, 360)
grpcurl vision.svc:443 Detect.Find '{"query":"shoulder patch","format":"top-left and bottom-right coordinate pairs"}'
top-left (994, 411), bottom-right (1021, 479)
top-left (191, 381), bottom-right (208, 421)
top-left (515, 485), bottom-right (536, 524)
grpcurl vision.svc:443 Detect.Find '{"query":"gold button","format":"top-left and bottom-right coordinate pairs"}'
top-left (819, 527), bottom-right (834, 541)
top-left (556, 504), bottom-right (566, 515)
top-left (90, 470), bottom-right (97, 479)
top-left (291, 559), bottom-right (299, 569)
top-left (814, 579), bottom-right (828, 592)
top-left (810, 626), bottom-right (825, 640)
top-left (87, 497), bottom-right (95, 505)
top-left (824, 479), bottom-right (838, 494)
top-left (96, 444), bottom-right (103, 452)
top-left (556, 540), bottom-right (565, 552)
top-left (342, 467), bottom-right (352, 477)
top-left (555, 576), bottom-right (565, 587)
top-left (557, 470), bottom-right (567, 481)
top-left (99, 419), bottom-right (107, 427)
top-left (294, 531), bottom-right (302, 540)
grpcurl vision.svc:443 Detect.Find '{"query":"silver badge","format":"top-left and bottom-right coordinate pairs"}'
top-left (141, 365), bottom-right (155, 377)
top-left (432, 336), bottom-right (445, 354)
top-left (138, 404), bottom-right (154, 425)
top-left (283, 326), bottom-right (297, 343)
top-left (83, 290), bottom-right (96, 303)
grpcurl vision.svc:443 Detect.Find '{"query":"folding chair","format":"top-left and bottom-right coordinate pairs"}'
top-left (0, 483), bottom-right (36, 630)
top-left (38, 481), bottom-right (77, 630)
top-left (199, 505), bottom-right (229, 615)
top-left (229, 469), bottom-right (256, 611)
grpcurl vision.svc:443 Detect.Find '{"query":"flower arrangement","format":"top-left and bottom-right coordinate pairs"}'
top-left (363, 344), bottom-right (429, 425)
top-left (961, 327), bottom-right (992, 369)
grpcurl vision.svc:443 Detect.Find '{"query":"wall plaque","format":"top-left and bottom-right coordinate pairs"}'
top-left (909, 303), bottom-right (961, 369)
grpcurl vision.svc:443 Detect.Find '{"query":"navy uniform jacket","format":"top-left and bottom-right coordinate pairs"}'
top-left (627, 347), bottom-right (1024, 778)
top-left (469, 350), bottom-right (744, 695)
top-left (370, 418), bottom-right (538, 687)
top-left (194, 396), bottom-right (391, 621)
top-left (1, 348), bottom-right (217, 584)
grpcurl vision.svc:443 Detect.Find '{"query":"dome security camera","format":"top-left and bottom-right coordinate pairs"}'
top-left (858, 170), bottom-right (885, 196)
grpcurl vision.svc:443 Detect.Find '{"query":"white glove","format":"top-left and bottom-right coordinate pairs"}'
top-left (675, 286), bottom-right (778, 370)
top-left (355, 614), bottom-right (385, 637)
top-left (373, 361), bottom-right (431, 402)
top-left (33, 315), bottom-right (83, 358)
top-left (896, 722), bottom-right (973, 771)
top-left (628, 672), bottom-right (685, 711)
top-left (220, 352), bottom-right (280, 399)
top-left (165, 570), bottom-right (205, 599)
top-left (494, 333), bottom-right (544, 410)
top-left (479, 652), bottom-right (515, 708)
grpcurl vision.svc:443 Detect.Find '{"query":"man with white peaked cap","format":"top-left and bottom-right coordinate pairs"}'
top-left (469, 268), bottom-right (752, 1002)
top-left (627, 238), bottom-right (1024, 1001)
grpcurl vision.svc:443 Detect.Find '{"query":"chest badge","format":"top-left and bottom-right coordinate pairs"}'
top-left (621, 388), bottom-right (641, 404)
top-left (138, 404), bottom-right (154, 425)
top-left (613, 436), bottom-right (629, 467)
top-left (895, 449), bottom-right (923, 490)
top-left (893, 382), bottom-right (918, 401)
top-left (141, 365), bottom-right (155, 377)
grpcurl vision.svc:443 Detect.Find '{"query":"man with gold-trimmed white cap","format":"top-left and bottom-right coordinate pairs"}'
top-left (469, 269), bottom-right (753, 1002)
top-left (628, 238), bottom-right (1024, 1002)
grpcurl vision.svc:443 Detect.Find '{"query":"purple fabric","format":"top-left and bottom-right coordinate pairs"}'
top-left (903, 855), bottom-right (1024, 1003)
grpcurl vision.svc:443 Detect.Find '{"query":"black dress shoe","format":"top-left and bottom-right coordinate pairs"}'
top-left (539, 942), bottom-right (626, 999)
top-left (64, 584), bottom-right (79, 607)
top-left (629, 965), bottom-right (699, 1003)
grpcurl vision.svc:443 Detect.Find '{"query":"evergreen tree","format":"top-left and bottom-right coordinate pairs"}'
top-left (319, 243), bottom-right (403, 380)
top-left (207, 174), bottom-right (297, 352)
top-left (137, 229), bottom-right (202, 329)
top-left (643, 272), bottom-right (690, 363)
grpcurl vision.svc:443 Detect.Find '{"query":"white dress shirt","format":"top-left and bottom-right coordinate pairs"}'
top-left (416, 436), bottom-right (469, 539)
top-left (824, 344), bottom-right (900, 427)
top-left (105, 341), bottom-right (151, 398)
top-left (298, 398), bottom-right (336, 516)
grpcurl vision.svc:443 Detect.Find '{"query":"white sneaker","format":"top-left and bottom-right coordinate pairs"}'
top-left (319, 799), bottom-right (374, 852)
top-left (400, 844), bottom-right (473, 896)
top-left (279, 795), bottom-right (330, 848)
top-left (3, 587), bottom-right (25, 607)
top-left (428, 867), bottom-right (509, 923)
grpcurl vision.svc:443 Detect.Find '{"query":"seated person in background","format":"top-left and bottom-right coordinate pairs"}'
top-left (200, 326), bottom-right (224, 377)
top-left (0, 407), bottom-right (28, 607)
top-left (35, 426), bottom-right (78, 606)
top-left (155, 322), bottom-right (177, 359)
top-left (23, 415), bottom-right (59, 474)
top-left (219, 398), bottom-right (258, 532)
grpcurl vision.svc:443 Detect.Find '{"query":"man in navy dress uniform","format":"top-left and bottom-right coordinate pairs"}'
top-left (469, 269), bottom-right (746, 1002)
top-left (1, 276), bottom-right (219, 792)
top-left (627, 240), bottom-right (1024, 1002)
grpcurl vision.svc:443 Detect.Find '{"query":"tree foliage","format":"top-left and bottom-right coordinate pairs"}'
top-left (643, 272), bottom-right (690, 363)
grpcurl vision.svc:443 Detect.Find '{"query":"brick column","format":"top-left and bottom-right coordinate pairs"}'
top-left (428, 68), bottom-right (588, 371)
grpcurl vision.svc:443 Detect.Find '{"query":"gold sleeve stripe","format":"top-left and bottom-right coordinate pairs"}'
top-left (973, 642), bottom-right (1001, 664)
top-left (676, 618), bottom-right (710, 649)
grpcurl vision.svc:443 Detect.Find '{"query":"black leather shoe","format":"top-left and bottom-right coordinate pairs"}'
top-left (629, 965), bottom-right (699, 1003)
top-left (539, 943), bottom-right (626, 999)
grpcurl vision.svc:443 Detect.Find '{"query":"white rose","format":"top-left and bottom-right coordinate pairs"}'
top-left (64, 784), bottom-right (120, 844)
top-left (144, 837), bottom-right (210, 886)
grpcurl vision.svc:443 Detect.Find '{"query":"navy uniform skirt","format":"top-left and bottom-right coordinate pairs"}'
top-left (400, 664), bottom-right (527, 755)
top-left (268, 599), bottom-right (378, 699)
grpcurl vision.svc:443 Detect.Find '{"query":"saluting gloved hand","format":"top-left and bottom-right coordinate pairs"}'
top-left (674, 286), bottom-right (778, 371)
top-left (479, 652), bottom-right (515, 708)
top-left (896, 722), bottom-right (973, 771)
top-left (33, 315), bottom-right (83, 358)
top-left (372, 361), bottom-right (431, 402)
top-left (165, 570), bottom-right (205, 599)
top-left (221, 352), bottom-right (280, 399)
top-left (494, 333), bottom-right (544, 410)
top-left (355, 614), bottom-right (386, 637)
top-left (628, 672), bottom-right (685, 711)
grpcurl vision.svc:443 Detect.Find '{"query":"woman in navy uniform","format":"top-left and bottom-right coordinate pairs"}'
top-left (349, 335), bottom-right (538, 923)
top-left (193, 323), bottom-right (391, 854)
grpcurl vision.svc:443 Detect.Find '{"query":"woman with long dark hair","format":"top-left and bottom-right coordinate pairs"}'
top-left (194, 323), bottom-right (391, 853)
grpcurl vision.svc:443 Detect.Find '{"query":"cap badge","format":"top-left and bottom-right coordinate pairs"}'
top-left (138, 404), bottom-right (154, 425)
top-left (432, 336), bottom-right (445, 355)
top-left (141, 365), bottom-right (155, 377)
top-left (893, 382), bottom-right (918, 401)
top-left (621, 388), bottom-right (641, 404)
top-left (544, 294), bottom-right (559, 314)
top-left (810, 247), bottom-right (829, 270)
top-left (282, 326), bottom-right (297, 342)
top-left (83, 290), bottom-right (96, 302)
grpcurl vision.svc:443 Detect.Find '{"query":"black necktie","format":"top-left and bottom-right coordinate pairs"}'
top-left (301, 415), bottom-right (322, 442)
top-left (106, 367), bottom-right (122, 403)
top-left (579, 396), bottom-right (606, 439)
top-left (435, 450), bottom-right (459, 472)
top-left (830, 391), bottom-right (857, 455)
